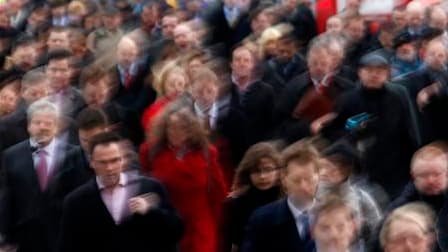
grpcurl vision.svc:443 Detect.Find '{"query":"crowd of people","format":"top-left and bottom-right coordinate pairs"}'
top-left (1, 0), bottom-right (448, 251)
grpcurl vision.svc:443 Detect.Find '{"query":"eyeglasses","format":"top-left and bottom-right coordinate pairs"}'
top-left (250, 167), bottom-right (278, 175)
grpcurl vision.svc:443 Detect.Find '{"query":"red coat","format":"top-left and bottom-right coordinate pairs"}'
top-left (146, 145), bottom-right (228, 252)
top-left (141, 96), bottom-right (174, 130)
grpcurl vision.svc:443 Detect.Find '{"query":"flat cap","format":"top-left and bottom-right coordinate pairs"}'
top-left (359, 51), bottom-right (390, 67)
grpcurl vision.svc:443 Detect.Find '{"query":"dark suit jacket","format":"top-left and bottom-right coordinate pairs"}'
top-left (0, 139), bottom-right (87, 252)
top-left (0, 102), bottom-right (28, 154)
top-left (112, 65), bottom-right (156, 114)
top-left (240, 199), bottom-right (313, 252)
top-left (202, 2), bottom-right (251, 58)
top-left (273, 72), bottom-right (355, 143)
top-left (58, 175), bottom-right (184, 252)
top-left (229, 80), bottom-right (275, 145)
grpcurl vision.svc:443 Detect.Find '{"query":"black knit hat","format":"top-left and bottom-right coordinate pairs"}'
top-left (393, 30), bottom-right (417, 49)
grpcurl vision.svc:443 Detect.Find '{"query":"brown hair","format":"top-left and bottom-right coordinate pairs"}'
top-left (231, 142), bottom-right (282, 196)
top-left (281, 140), bottom-right (321, 174)
top-left (149, 99), bottom-right (209, 153)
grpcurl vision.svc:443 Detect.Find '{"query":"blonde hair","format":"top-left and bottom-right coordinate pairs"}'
top-left (152, 60), bottom-right (189, 96)
top-left (411, 141), bottom-right (448, 171)
top-left (380, 202), bottom-right (435, 248)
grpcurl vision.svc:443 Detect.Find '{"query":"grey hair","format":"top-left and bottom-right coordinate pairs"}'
top-left (21, 68), bottom-right (47, 91)
top-left (27, 99), bottom-right (60, 122)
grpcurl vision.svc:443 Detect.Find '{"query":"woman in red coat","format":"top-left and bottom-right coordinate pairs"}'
top-left (140, 101), bottom-right (228, 252)
top-left (141, 61), bottom-right (189, 131)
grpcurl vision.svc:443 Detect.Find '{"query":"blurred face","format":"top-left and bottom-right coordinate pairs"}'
top-left (83, 82), bottom-right (110, 108)
top-left (47, 31), bottom-right (70, 51)
top-left (79, 126), bottom-right (105, 153)
top-left (424, 42), bottom-right (448, 70)
top-left (429, 9), bottom-right (448, 30)
top-left (345, 19), bottom-right (365, 42)
top-left (141, 5), bottom-right (160, 30)
top-left (192, 79), bottom-right (219, 109)
top-left (359, 66), bottom-right (390, 89)
top-left (51, 6), bottom-right (66, 17)
top-left (91, 143), bottom-right (124, 187)
top-left (0, 12), bottom-right (10, 28)
top-left (283, 0), bottom-right (298, 10)
top-left (164, 71), bottom-right (187, 97)
top-left (251, 12), bottom-right (270, 36)
top-left (174, 25), bottom-right (194, 50)
top-left (71, 38), bottom-right (87, 57)
top-left (250, 157), bottom-right (279, 190)
top-left (22, 81), bottom-right (49, 104)
top-left (188, 58), bottom-right (203, 78)
top-left (264, 40), bottom-right (278, 58)
top-left (0, 87), bottom-right (19, 115)
top-left (102, 15), bottom-right (121, 30)
top-left (319, 158), bottom-right (346, 186)
top-left (407, 9), bottom-right (425, 29)
top-left (308, 48), bottom-right (332, 81)
top-left (396, 43), bottom-right (417, 62)
top-left (167, 114), bottom-right (190, 148)
top-left (231, 48), bottom-right (256, 79)
top-left (117, 42), bottom-right (138, 68)
top-left (412, 156), bottom-right (448, 196)
top-left (312, 207), bottom-right (357, 252)
top-left (346, 0), bottom-right (360, 11)
top-left (28, 111), bottom-right (58, 146)
top-left (28, 11), bottom-right (48, 29)
top-left (161, 16), bottom-right (178, 39)
top-left (276, 41), bottom-right (297, 63)
top-left (282, 161), bottom-right (319, 205)
top-left (384, 219), bottom-right (432, 252)
top-left (11, 44), bottom-right (37, 69)
top-left (46, 58), bottom-right (72, 92)
top-left (393, 10), bottom-right (408, 31)
top-left (326, 17), bottom-right (343, 33)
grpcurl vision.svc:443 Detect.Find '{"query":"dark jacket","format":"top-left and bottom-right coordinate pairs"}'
top-left (230, 80), bottom-right (275, 145)
top-left (240, 198), bottom-right (314, 252)
top-left (0, 140), bottom-right (85, 252)
top-left (58, 175), bottom-right (184, 252)
top-left (274, 72), bottom-right (355, 143)
top-left (222, 187), bottom-right (280, 252)
top-left (322, 84), bottom-right (420, 197)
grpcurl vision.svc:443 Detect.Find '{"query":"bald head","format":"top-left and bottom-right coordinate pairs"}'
top-left (429, 7), bottom-right (448, 30)
top-left (116, 36), bottom-right (139, 68)
top-left (406, 1), bottom-right (425, 29)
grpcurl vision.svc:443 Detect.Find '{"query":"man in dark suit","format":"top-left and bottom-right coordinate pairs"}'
top-left (111, 36), bottom-right (155, 114)
top-left (202, 0), bottom-right (251, 57)
top-left (58, 132), bottom-right (183, 252)
top-left (46, 49), bottom-right (85, 119)
top-left (274, 41), bottom-right (354, 144)
top-left (229, 44), bottom-right (274, 146)
top-left (241, 142), bottom-right (319, 252)
top-left (0, 100), bottom-right (85, 252)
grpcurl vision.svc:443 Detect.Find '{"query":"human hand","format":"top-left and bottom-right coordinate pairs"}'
top-left (128, 193), bottom-right (160, 215)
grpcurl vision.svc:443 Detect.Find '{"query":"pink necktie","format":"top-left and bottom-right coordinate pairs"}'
top-left (36, 150), bottom-right (49, 191)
